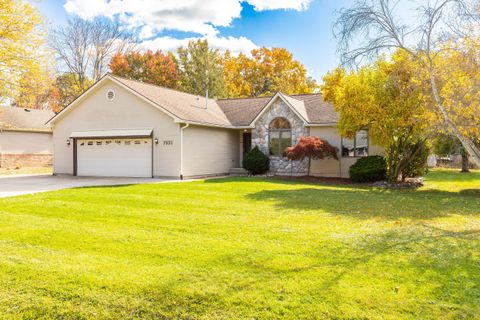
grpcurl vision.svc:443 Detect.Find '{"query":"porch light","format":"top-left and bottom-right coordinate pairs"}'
top-left (154, 138), bottom-right (159, 144)
top-left (66, 139), bottom-right (71, 146)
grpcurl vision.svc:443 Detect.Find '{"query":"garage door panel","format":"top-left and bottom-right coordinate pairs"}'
top-left (77, 138), bottom-right (152, 177)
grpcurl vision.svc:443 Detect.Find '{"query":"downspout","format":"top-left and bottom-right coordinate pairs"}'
top-left (180, 123), bottom-right (190, 180)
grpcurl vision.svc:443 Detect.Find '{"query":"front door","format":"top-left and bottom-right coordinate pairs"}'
top-left (243, 132), bottom-right (252, 155)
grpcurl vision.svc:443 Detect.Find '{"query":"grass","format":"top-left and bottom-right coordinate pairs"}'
top-left (0, 166), bottom-right (52, 176)
top-left (0, 169), bottom-right (479, 319)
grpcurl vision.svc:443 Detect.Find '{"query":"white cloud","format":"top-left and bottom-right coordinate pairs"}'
top-left (140, 35), bottom-right (258, 56)
top-left (63, 0), bottom-right (309, 56)
top-left (64, 0), bottom-right (312, 39)
top-left (64, 0), bottom-right (242, 38)
top-left (245, 0), bottom-right (312, 11)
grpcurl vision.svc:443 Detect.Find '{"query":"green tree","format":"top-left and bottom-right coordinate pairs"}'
top-left (177, 40), bottom-right (226, 98)
top-left (48, 73), bottom-right (93, 112)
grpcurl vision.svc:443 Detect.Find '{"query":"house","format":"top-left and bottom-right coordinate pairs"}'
top-left (47, 74), bottom-right (383, 178)
top-left (0, 107), bottom-right (54, 168)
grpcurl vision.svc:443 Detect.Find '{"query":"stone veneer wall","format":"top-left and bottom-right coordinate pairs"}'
top-left (251, 98), bottom-right (309, 175)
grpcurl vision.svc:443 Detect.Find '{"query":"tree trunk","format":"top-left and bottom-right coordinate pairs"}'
top-left (307, 156), bottom-right (311, 176)
top-left (461, 150), bottom-right (470, 173)
top-left (428, 72), bottom-right (480, 167)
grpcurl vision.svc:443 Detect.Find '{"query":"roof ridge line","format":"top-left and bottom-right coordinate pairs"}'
top-left (108, 73), bottom-right (218, 102)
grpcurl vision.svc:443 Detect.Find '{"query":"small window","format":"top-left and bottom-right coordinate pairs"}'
top-left (80, 142), bottom-right (85, 146)
top-left (134, 140), bottom-right (141, 144)
top-left (87, 141), bottom-right (93, 146)
top-left (96, 141), bottom-right (102, 145)
top-left (115, 140), bottom-right (121, 145)
top-left (106, 89), bottom-right (115, 101)
top-left (105, 140), bottom-right (112, 145)
top-left (125, 141), bottom-right (131, 145)
top-left (342, 129), bottom-right (369, 157)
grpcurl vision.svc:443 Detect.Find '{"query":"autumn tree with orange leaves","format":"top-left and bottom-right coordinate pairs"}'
top-left (284, 136), bottom-right (338, 176)
top-left (109, 50), bottom-right (181, 89)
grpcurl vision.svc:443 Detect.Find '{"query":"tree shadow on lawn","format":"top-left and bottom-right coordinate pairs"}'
top-left (243, 185), bottom-right (480, 220)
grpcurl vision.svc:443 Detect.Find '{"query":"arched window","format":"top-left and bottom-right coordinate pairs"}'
top-left (269, 117), bottom-right (292, 156)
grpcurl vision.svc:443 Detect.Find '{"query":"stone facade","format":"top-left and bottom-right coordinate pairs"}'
top-left (251, 98), bottom-right (310, 175)
top-left (0, 154), bottom-right (53, 168)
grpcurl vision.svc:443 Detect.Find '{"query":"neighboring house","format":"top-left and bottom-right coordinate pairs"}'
top-left (0, 107), bottom-right (54, 168)
top-left (47, 74), bottom-right (383, 178)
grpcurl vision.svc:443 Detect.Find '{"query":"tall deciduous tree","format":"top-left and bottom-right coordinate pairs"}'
top-left (0, 0), bottom-right (49, 103)
top-left (109, 50), bottom-right (181, 89)
top-left (50, 16), bottom-right (135, 90)
top-left (322, 50), bottom-right (428, 181)
top-left (177, 40), bottom-right (226, 98)
top-left (223, 47), bottom-right (318, 98)
top-left (284, 136), bottom-right (338, 176)
top-left (334, 0), bottom-right (480, 167)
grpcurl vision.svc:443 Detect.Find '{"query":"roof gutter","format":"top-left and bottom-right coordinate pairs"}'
top-left (179, 123), bottom-right (190, 180)
top-left (304, 122), bottom-right (338, 127)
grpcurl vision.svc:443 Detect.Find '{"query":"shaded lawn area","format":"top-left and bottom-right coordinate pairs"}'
top-left (0, 169), bottom-right (479, 319)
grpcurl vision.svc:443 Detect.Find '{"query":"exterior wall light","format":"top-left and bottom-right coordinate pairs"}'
top-left (66, 139), bottom-right (71, 146)
top-left (154, 138), bottom-right (159, 144)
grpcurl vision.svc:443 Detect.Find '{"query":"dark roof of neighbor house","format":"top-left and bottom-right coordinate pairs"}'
top-left (0, 107), bottom-right (54, 132)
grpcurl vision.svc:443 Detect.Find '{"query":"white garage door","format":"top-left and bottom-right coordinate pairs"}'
top-left (76, 138), bottom-right (152, 177)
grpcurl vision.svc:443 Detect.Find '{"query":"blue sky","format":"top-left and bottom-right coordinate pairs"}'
top-left (36, 0), bottom-right (356, 81)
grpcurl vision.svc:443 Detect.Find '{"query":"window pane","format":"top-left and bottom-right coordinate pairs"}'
top-left (280, 131), bottom-right (291, 155)
top-left (269, 131), bottom-right (280, 156)
top-left (355, 130), bottom-right (369, 157)
top-left (342, 137), bottom-right (355, 157)
top-left (269, 117), bottom-right (291, 130)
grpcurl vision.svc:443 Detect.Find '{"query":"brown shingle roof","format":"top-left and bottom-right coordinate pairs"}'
top-left (111, 75), bottom-right (232, 127)
top-left (0, 107), bottom-right (54, 132)
top-left (49, 74), bottom-right (338, 128)
top-left (217, 93), bottom-right (338, 126)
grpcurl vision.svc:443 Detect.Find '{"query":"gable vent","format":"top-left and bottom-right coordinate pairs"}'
top-left (106, 89), bottom-right (115, 101)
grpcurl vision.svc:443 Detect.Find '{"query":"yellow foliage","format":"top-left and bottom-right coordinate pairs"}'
top-left (0, 0), bottom-right (51, 107)
top-left (223, 48), bottom-right (318, 98)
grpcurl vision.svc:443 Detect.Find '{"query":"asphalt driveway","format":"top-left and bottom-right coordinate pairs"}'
top-left (0, 174), bottom-right (175, 198)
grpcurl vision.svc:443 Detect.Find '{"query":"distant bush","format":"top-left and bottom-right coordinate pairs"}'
top-left (243, 146), bottom-right (270, 175)
top-left (349, 156), bottom-right (387, 183)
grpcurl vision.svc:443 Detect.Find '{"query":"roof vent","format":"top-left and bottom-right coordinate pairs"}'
top-left (106, 89), bottom-right (115, 101)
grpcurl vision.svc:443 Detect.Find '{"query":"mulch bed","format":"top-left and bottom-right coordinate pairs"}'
top-left (270, 175), bottom-right (423, 189)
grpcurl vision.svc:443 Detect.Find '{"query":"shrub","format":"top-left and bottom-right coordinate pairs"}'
top-left (243, 146), bottom-right (270, 175)
top-left (402, 141), bottom-right (429, 179)
top-left (284, 136), bottom-right (338, 176)
top-left (349, 156), bottom-right (387, 183)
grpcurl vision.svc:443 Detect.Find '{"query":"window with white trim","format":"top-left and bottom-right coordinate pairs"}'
top-left (342, 129), bottom-right (369, 157)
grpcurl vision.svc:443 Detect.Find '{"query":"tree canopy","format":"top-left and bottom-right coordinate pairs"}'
top-left (224, 47), bottom-right (318, 98)
top-left (109, 50), bottom-right (181, 89)
top-left (0, 0), bottom-right (50, 106)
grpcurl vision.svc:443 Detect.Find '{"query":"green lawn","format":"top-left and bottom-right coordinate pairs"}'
top-left (0, 169), bottom-right (479, 319)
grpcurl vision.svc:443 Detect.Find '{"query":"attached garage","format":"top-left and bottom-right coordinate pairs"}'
top-left (71, 129), bottom-right (153, 178)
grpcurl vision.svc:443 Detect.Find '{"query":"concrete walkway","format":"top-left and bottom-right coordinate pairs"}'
top-left (0, 174), bottom-right (175, 198)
